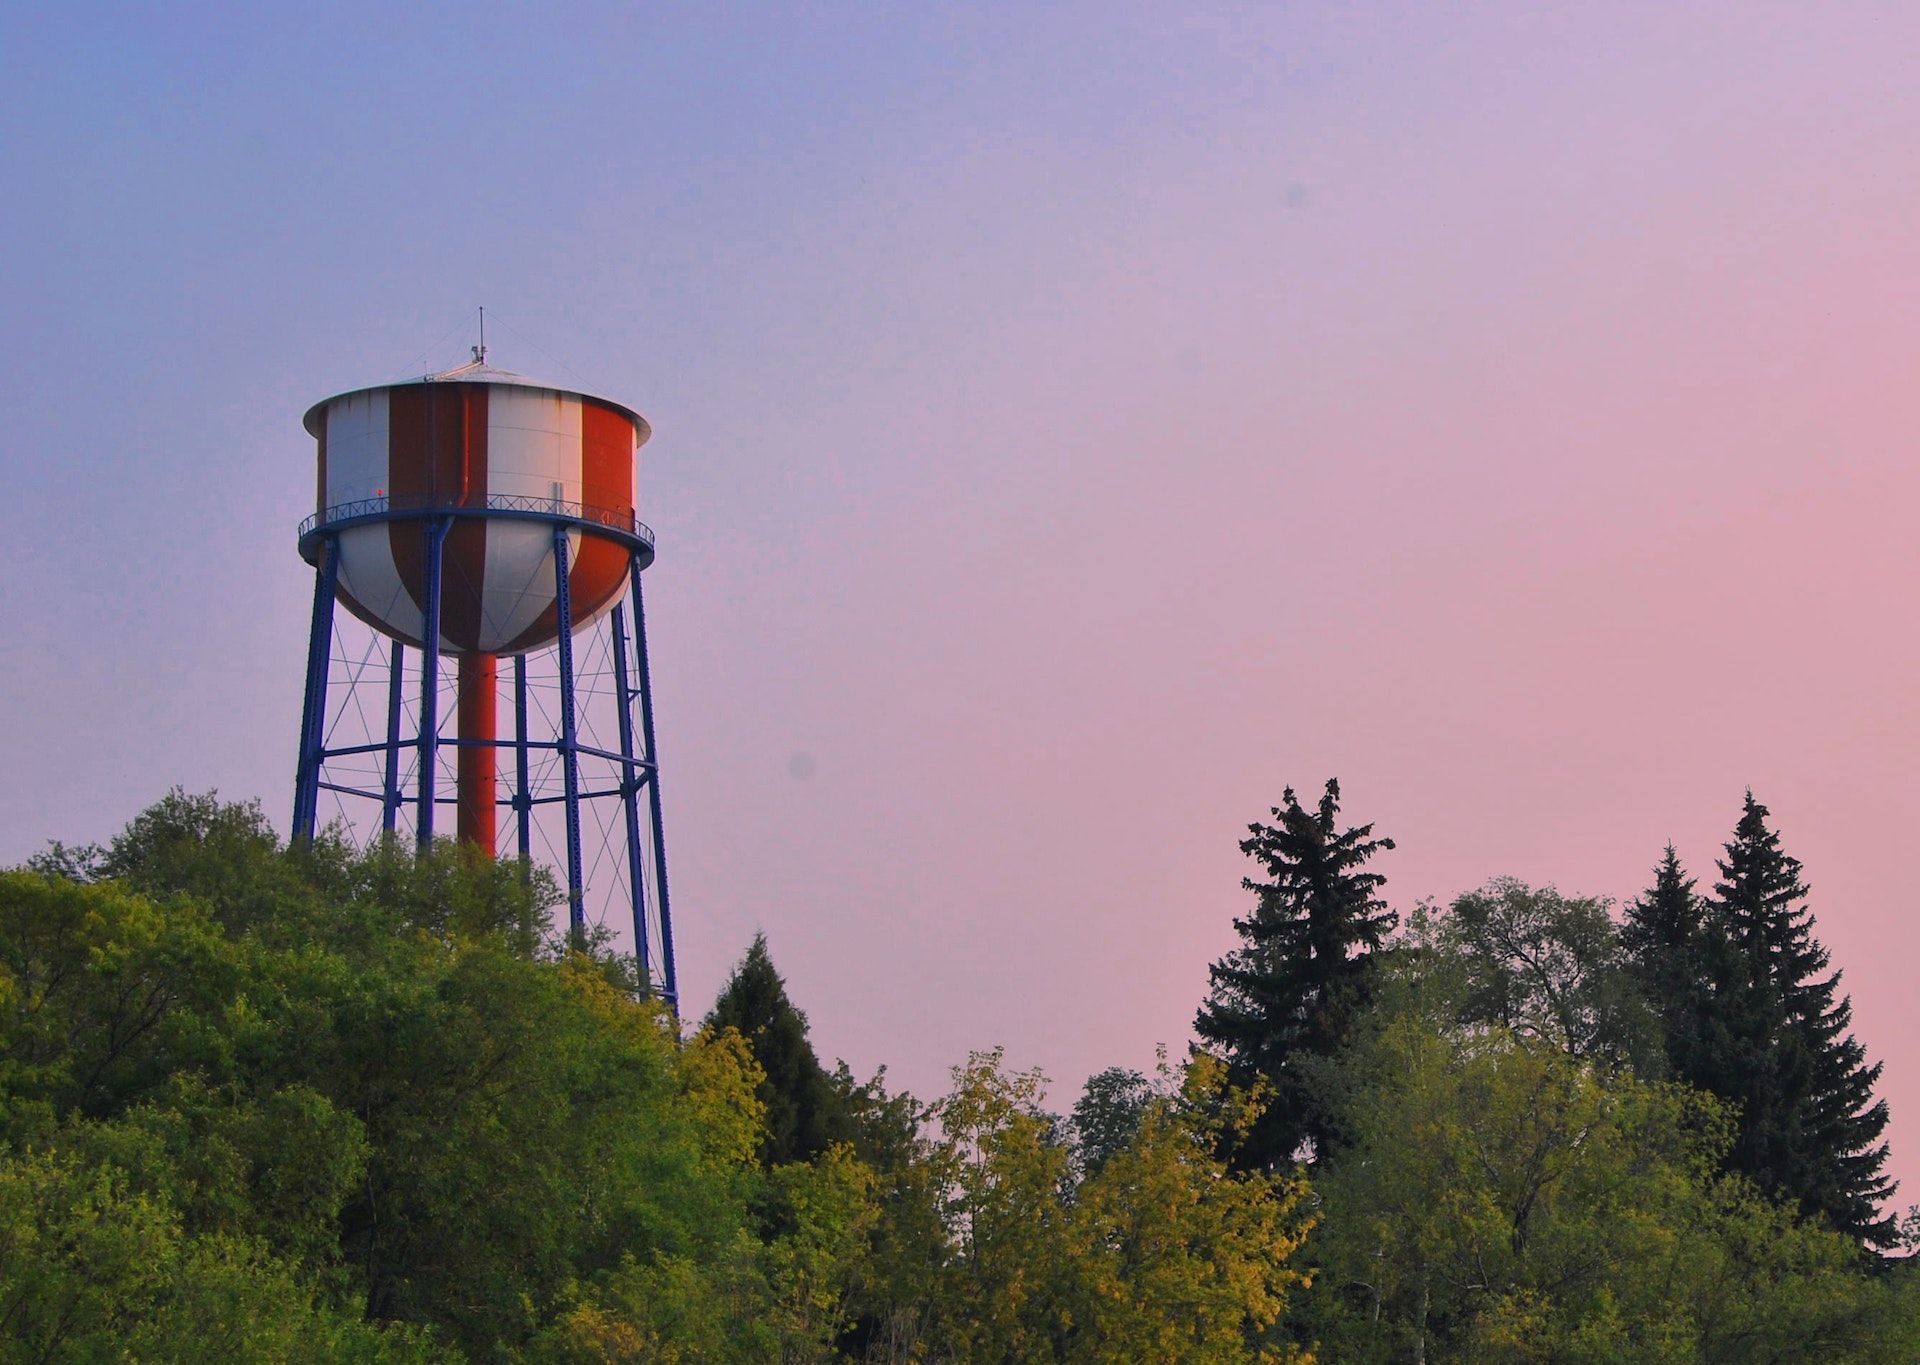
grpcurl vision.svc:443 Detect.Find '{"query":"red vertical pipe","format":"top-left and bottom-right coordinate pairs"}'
top-left (457, 653), bottom-right (498, 852)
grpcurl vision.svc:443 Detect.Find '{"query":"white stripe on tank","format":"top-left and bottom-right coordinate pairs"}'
top-left (323, 391), bottom-right (390, 507)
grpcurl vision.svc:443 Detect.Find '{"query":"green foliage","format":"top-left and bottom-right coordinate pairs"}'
top-left (1622, 844), bottom-right (1720, 1084)
top-left (1067, 1052), bottom-right (1314, 1363)
top-left (769, 1046), bottom-right (1322, 1364)
top-left (925, 1050), bottom-right (1077, 1359)
top-left (1708, 794), bottom-right (1894, 1245)
top-left (1435, 879), bottom-right (1662, 1071)
top-left (705, 932), bottom-right (850, 1168)
top-left (530, 1029), bottom-right (879, 1363)
top-left (830, 1063), bottom-right (949, 1359)
top-left (0, 1148), bottom-right (437, 1361)
top-left (1292, 882), bottom-right (1920, 1362)
top-left (905, 1048), bottom-right (1315, 1364)
top-left (3, 787), bottom-right (1909, 1361)
top-left (0, 795), bottom-right (873, 1361)
top-left (1628, 797), bottom-right (1896, 1246)
top-left (1302, 999), bottom-right (1918, 1362)
top-left (89, 788), bottom-right (338, 940)
top-left (65, 1076), bottom-right (370, 1287)
top-left (1071, 1065), bottom-right (1152, 1178)
top-left (0, 870), bottom-right (234, 1125)
top-left (1195, 779), bottom-right (1397, 1168)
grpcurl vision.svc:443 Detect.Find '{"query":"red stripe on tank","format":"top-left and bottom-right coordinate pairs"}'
top-left (570, 402), bottom-right (635, 620)
top-left (581, 400), bottom-right (635, 517)
top-left (440, 387), bottom-right (488, 653)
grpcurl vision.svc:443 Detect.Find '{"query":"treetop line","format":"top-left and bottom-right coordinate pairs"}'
top-left (2, 782), bottom-right (1913, 1360)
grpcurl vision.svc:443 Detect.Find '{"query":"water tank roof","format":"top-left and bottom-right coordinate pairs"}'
top-left (302, 360), bottom-right (649, 442)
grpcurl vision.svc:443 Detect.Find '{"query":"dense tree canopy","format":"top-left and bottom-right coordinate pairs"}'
top-left (1436, 878), bottom-right (1661, 1071)
top-left (0, 792), bottom-right (1333, 1361)
top-left (1303, 994), bottom-right (1915, 1363)
top-left (0, 786), bottom-right (1911, 1360)
top-left (1070, 1065), bottom-right (1153, 1178)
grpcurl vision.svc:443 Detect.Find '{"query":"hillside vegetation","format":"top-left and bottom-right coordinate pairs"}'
top-left (0, 788), bottom-right (1914, 1362)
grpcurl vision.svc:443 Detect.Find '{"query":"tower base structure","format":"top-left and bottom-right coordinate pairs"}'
top-left (292, 506), bottom-right (675, 1003)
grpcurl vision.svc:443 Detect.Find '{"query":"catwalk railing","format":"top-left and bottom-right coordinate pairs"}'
top-left (298, 494), bottom-right (655, 561)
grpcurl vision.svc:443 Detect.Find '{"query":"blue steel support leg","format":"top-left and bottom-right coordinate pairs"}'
top-left (553, 527), bottom-right (584, 944)
top-left (382, 640), bottom-right (405, 834)
top-left (610, 604), bottom-right (653, 986)
top-left (513, 653), bottom-right (532, 865)
top-left (292, 535), bottom-right (340, 843)
top-left (416, 517), bottom-right (450, 850)
top-left (628, 556), bottom-right (676, 1005)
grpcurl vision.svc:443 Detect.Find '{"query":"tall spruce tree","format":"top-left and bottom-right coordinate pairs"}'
top-left (1623, 844), bottom-right (1719, 1085)
top-left (1642, 796), bottom-right (1896, 1245)
top-left (1706, 793), bottom-right (1894, 1245)
top-left (1622, 844), bottom-right (1702, 968)
top-left (1194, 779), bottom-right (1396, 1168)
top-left (705, 933), bottom-right (848, 1167)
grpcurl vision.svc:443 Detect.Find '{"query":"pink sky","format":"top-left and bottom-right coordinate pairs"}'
top-left (4, 5), bottom-right (1919, 1202)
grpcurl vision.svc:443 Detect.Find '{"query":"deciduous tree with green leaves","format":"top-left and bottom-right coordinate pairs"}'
top-left (1443, 878), bottom-right (1661, 1070)
top-left (1, 796), bottom-right (892, 1360)
top-left (1303, 994), bottom-right (1919, 1362)
top-left (1066, 1052), bottom-right (1314, 1364)
top-left (916, 1049), bottom-right (1316, 1364)
top-left (1071, 1065), bottom-right (1153, 1178)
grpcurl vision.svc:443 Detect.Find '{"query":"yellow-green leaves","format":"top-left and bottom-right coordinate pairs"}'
top-left (1305, 1011), bottom-right (1919, 1363)
top-left (904, 1048), bottom-right (1316, 1364)
top-left (1069, 1063), bottom-right (1314, 1363)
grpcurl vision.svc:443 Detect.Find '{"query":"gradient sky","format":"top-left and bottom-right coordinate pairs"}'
top-left (5, 4), bottom-right (1920, 1201)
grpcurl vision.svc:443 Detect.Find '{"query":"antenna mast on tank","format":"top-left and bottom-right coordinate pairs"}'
top-left (472, 306), bottom-right (487, 365)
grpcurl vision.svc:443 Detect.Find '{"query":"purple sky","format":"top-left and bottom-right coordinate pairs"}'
top-left (5, 5), bottom-right (1919, 1201)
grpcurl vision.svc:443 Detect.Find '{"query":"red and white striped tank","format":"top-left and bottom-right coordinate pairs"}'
top-left (304, 364), bottom-right (648, 656)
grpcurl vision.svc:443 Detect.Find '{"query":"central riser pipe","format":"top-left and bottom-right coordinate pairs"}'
top-left (457, 653), bottom-right (498, 852)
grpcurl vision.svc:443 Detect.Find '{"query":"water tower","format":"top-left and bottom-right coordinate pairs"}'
top-left (290, 352), bottom-right (675, 999)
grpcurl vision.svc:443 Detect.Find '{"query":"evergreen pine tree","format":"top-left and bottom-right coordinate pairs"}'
top-left (1692, 794), bottom-right (1895, 1245)
top-left (1622, 844), bottom-right (1701, 966)
top-left (1194, 779), bottom-right (1396, 1169)
top-left (705, 933), bottom-right (848, 1167)
top-left (1622, 844), bottom-right (1717, 1084)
